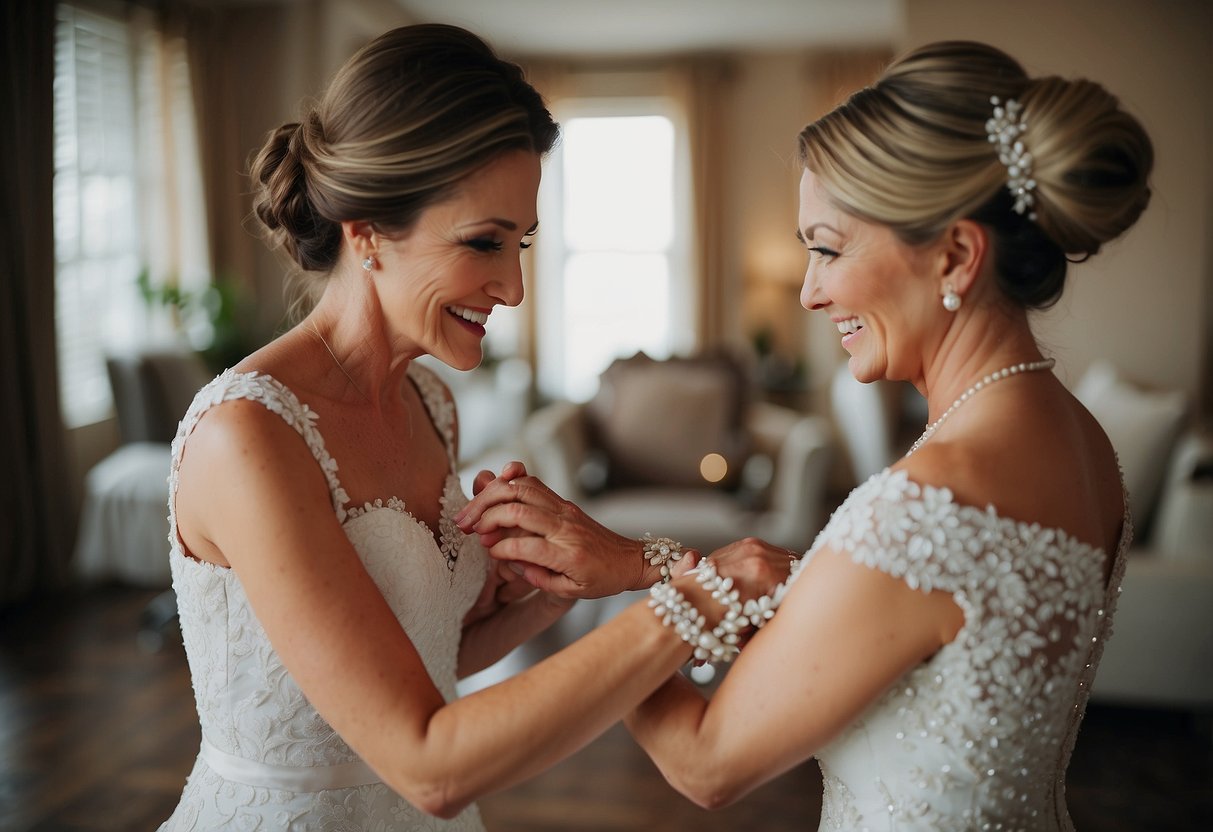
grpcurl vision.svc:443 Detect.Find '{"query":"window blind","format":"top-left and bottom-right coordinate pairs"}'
top-left (53, 3), bottom-right (143, 427)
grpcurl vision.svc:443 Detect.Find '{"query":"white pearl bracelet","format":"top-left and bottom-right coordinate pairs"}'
top-left (647, 561), bottom-right (746, 664)
top-left (647, 558), bottom-right (798, 664)
top-left (642, 534), bottom-right (685, 583)
top-left (648, 582), bottom-right (736, 663)
top-left (700, 557), bottom-right (794, 630)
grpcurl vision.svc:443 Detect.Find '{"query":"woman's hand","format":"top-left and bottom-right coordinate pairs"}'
top-left (455, 463), bottom-right (698, 599)
top-left (461, 463), bottom-right (552, 627)
top-left (699, 537), bottom-right (800, 605)
top-left (663, 538), bottom-right (800, 661)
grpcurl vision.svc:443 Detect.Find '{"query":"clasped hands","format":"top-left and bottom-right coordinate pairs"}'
top-left (455, 461), bottom-right (798, 640)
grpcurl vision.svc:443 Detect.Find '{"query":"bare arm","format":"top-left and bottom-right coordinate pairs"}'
top-left (176, 404), bottom-right (737, 818)
top-left (625, 541), bottom-right (964, 809)
top-left (456, 567), bottom-right (574, 678)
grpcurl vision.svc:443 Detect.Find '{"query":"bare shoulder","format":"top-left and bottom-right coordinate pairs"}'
top-left (892, 385), bottom-right (1125, 553)
top-left (175, 395), bottom-right (337, 566)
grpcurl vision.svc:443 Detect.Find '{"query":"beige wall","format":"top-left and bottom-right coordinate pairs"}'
top-left (722, 52), bottom-right (813, 359)
top-left (904, 0), bottom-right (1212, 411)
top-left (718, 51), bottom-right (888, 397)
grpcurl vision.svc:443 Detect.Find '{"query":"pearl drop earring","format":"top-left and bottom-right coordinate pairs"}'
top-left (361, 256), bottom-right (376, 272)
top-left (942, 284), bottom-right (962, 312)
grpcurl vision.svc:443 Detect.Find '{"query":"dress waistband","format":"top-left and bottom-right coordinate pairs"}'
top-left (199, 737), bottom-right (381, 791)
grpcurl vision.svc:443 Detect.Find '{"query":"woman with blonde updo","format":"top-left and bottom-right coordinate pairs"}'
top-left (159, 23), bottom-right (786, 831)
top-left (460, 41), bottom-right (1153, 829)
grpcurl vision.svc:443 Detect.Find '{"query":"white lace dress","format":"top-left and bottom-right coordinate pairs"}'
top-left (158, 365), bottom-right (488, 832)
top-left (794, 468), bottom-right (1130, 832)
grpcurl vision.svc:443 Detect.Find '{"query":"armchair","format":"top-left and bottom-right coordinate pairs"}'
top-left (522, 352), bottom-right (834, 556)
top-left (73, 347), bottom-right (211, 587)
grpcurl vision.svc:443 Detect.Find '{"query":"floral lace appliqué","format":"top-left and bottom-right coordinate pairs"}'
top-left (160, 367), bottom-right (489, 831)
top-left (795, 468), bottom-right (1131, 832)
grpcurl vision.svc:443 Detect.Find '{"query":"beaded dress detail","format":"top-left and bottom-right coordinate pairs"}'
top-left (794, 468), bottom-right (1130, 832)
top-left (158, 364), bottom-right (488, 832)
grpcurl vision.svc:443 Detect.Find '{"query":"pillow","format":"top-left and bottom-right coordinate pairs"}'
top-left (1074, 360), bottom-right (1188, 531)
top-left (585, 352), bottom-right (750, 489)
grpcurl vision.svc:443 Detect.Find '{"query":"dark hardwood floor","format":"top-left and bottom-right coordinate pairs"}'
top-left (1, 584), bottom-right (1209, 831)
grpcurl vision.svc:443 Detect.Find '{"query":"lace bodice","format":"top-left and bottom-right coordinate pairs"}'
top-left (797, 468), bottom-right (1129, 832)
top-left (159, 365), bottom-right (488, 832)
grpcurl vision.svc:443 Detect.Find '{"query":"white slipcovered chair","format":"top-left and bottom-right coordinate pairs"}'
top-left (73, 348), bottom-right (211, 587)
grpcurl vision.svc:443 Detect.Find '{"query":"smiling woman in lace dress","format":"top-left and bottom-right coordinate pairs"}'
top-left (459, 41), bottom-right (1154, 830)
top-left (157, 24), bottom-right (790, 832)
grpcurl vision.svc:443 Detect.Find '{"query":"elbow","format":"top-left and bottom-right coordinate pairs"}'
top-left (390, 775), bottom-right (472, 821)
top-left (414, 791), bottom-right (466, 822)
top-left (422, 798), bottom-right (470, 822)
top-left (667, 764), bottom-right (748, 811)
top-left (686, 782), bottom-right (745, 812)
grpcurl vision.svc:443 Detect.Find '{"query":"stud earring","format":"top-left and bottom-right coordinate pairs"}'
top-left (942, 284), bottom-right (962, 312)
top-left (361, 256), bottom-right (376, 272)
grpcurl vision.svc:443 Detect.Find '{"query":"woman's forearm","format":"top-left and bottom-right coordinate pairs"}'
top-left (392, 600), bottom-right (692, 817)
top-left (456, 589), bottom-right (574, 678)
top-left (625, 673), bottom-right (733, 809)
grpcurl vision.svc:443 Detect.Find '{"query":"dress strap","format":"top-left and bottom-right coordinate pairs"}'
top-left (167, 371), bottom-right (352, 550)
top-left (407, 362), bottom-right (458, 469)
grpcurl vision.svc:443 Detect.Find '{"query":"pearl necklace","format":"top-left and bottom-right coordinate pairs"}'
top-left (905, 358), bottom-right (1056, 457)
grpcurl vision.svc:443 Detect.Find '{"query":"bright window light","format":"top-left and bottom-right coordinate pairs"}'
top-left (540, 111), bottom-right (680, 401)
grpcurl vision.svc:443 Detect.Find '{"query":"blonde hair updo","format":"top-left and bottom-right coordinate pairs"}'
top-left (797, 41), bottom-right (1153, 309)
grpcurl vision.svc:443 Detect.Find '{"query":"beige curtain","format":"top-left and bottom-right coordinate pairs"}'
top-left (668, 56), bottom-right (735, 349)
top-left (1, 0), bottom-right (71, 606)
top-left (512, 59), bottom-right (574, 374)
top-left (182, 2), bottom-right (297, 344)
top-left (133, 4), bottom-right (214, 341)
top-left (180, 3), bottom-right (256, 303)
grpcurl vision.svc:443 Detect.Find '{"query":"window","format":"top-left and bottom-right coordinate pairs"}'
top-left (53, 3), bottom-right (208, 427)
top-left (536, 101), bottom-right (692, 401)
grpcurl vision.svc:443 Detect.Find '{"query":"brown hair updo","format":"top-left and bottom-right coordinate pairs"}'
top-left (250, 24), bottom-right (559, 273)
top-left (797, 41), bottom-right (1153, 309)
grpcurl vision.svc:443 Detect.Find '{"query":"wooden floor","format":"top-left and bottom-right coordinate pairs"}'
top-left (1, 584), bottom-right (1209, 831)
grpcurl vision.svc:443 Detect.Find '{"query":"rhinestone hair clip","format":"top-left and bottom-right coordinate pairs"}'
top-left (986, 96), bottom-right (1037, 221)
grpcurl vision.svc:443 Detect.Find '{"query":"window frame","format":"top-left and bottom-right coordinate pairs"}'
top-left (535, 95), bottom-right (694, 401)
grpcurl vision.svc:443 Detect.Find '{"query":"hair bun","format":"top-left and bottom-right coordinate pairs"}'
top-left (249, 117), bottom-right (342, 271)
top-left (1019, 76), bottom-right (1153, 257)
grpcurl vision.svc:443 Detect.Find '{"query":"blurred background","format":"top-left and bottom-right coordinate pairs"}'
top-left (1, 0), bottom-right (1210, 829)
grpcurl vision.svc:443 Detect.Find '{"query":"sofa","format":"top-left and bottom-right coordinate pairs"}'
top-left (1072, 362), bottom-right (1213, 712)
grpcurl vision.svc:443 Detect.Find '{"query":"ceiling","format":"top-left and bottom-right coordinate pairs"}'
top-left (392, 0), bottom-right (901, 58)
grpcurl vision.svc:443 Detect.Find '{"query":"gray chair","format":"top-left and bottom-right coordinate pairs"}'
top-left (74, 348), bottom-right (211, 587)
